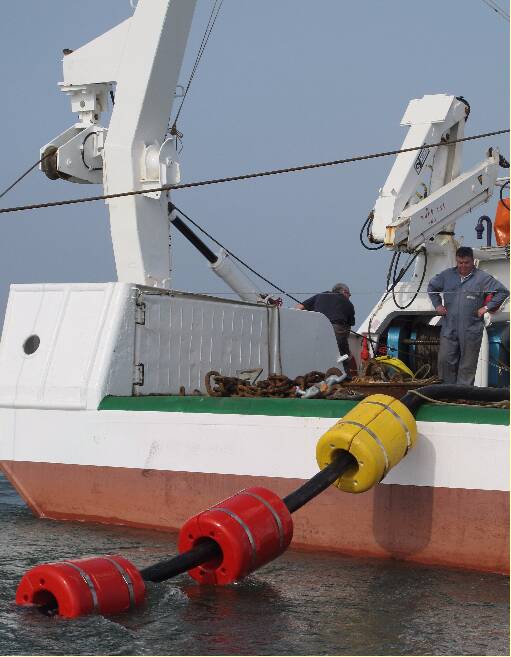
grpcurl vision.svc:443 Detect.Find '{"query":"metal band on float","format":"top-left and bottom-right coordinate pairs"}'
top-left (363, 400), bottom-right (412, 450)
top-left (213, 507), bottom-right (257, 566)
top-left (62, 561), bottom-right (99, 611)
top-left (240, 490), bottom-right (284, 549)
top-left (335, 419), bottom-right (390, 475)
top-left (101, 557), bottom-right (136, 608)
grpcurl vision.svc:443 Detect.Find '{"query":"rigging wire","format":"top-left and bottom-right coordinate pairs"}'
top-left (175, 290), bottom-right (442, 295)
top-left (170, 0), bottom-right (224, 137)
top-left (0, 151), bottom-right (54, 200)
top-left (480, 0), bottom-right (510, 21)
top-left (170, 202), bottom-right (301, 304)
top-left (0, 128), bottom-right (508, 215)
top-left (170, 204), bottom-right (388, 345)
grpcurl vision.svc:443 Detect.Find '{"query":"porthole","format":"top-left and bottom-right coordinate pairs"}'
top-left (23, 335), bottom-right (40, 355)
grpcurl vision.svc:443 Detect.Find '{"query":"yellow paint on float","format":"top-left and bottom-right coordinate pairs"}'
top-left (316, 394), bottom-right (417, 493)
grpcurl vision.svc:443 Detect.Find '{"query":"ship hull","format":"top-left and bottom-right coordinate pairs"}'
top-left (1, 397), bottom-right (509, 574)
top-left (2, 459), bottom-right (508, 574)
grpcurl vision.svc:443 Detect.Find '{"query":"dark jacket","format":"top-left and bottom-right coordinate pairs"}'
top-left (302, 291), bottom-right (355, 326)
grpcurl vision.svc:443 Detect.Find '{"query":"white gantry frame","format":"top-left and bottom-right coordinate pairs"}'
top-left (43, 0), bottom-right (197, 288)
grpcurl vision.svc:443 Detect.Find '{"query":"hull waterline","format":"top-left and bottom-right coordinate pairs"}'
top-left (1, 399), bottom-right (508, 575)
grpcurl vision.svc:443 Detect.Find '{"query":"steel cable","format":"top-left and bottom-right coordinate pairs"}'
top-left (0, 151), bottom-right (54, 200)
top-left (170, 0), bottom-right (224, 136)
top-left (0, 128), bottom-right (508, 215)
top-left (170, 203), bottom-right (301, 304)
top-left (171, 205), bottom-right (381, 346)
top-left (480, 0), bottom-right (510, 21)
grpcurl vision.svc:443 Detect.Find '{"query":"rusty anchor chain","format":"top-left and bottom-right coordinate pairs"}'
top-left (204, 369), bottom-right (364, 400)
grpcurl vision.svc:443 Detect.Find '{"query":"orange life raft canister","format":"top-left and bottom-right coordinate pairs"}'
top-left (494, 197), bottom-right (510, 246)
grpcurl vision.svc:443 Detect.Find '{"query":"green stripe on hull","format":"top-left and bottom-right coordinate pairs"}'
top-left (98, 395), bottom-right (509, 425)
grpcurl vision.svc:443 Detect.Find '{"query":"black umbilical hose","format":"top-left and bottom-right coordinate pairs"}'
top-left (283, 450), bottom-right (356, 513)
top-left (141, 538), bottom-right (220, 583)
top-left (140, 451), bottom-right (356, 582)
top-left (400, 384), bottom-right (509, 414)
top-left (141, 385), bottom-right (508, 583)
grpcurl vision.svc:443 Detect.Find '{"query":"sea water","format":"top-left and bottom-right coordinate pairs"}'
top-left (0, 474), bottom-right (508, 656)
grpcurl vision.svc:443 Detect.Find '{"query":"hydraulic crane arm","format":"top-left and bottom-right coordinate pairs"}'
top-left (387, 149), bottom-right (500, 249)
top-left (370, 94), bottom-right (501, 251)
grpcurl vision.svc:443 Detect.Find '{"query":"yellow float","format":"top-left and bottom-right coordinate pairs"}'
top-left (316, 394), bottom-right (417, 493)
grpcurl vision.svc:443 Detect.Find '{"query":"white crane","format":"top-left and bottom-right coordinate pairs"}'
top-left (41, 0), bottom-right (196, 288)
top-left (39, 0), bottom-right (269, 304)
top-left (359, 94), bottom-right (509, 386)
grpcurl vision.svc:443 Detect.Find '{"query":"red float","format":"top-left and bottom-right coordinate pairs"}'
top-left (178, 486), bottom-right (293, 585)
top-left (15, 554), bottom-right (145, 618)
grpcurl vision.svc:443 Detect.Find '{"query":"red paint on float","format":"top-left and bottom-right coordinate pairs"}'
top-left (178, 486), bottom-right (293, 584)
top-left (15, 555), bottom-right (145, 618)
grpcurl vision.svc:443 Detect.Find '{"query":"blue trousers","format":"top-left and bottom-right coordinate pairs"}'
top-left (437, 331), bottom-right (483, 386)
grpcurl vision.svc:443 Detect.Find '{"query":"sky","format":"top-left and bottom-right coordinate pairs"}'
top-left (0, 0), bottom-right (509, 327)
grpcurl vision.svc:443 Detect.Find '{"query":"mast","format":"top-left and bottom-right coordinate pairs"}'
top-left (42, 0), bottom-right (197, 288)
top-left (103, 0), bottom-right (196, 288)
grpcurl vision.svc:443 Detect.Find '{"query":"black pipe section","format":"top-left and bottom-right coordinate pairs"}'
top-left (475, 215), bottom-right (493, 247)
top-left (498, 154), bottom-right (510, 169)
top-left (139, 451), bottom-right (355, 582)
top-left (141, 538), bottom-right (220, 583)
top-left (169, 205), bottom-right (217, 264)
top-left (401, 384), bottom-right (509, 415)
top-left (283, 450), bottom-right (356, 513)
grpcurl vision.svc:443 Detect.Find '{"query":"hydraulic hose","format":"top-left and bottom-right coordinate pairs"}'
top-left (140, 451), bottom-right (355, 582)
top-left (283, 450), bottom-right (356, 513)
top-left (140, 538), bottom-right (220, 582)
top-left (475, 215), bottom-right (493, 247)
top-left (400, 384), bottom-right (509, 415)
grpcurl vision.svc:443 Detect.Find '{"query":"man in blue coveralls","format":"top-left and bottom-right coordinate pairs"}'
top-left (427, 246), bottom-right (509, 385)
